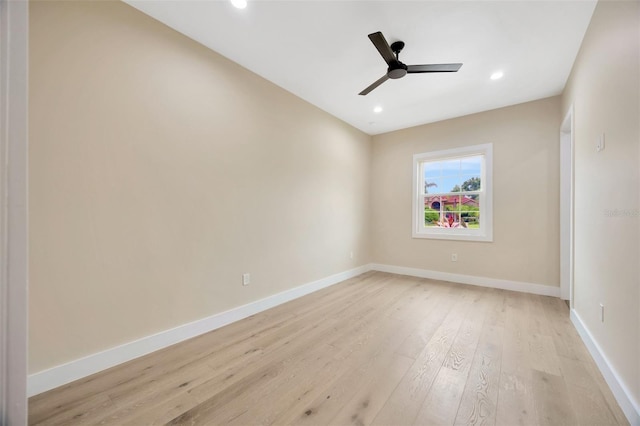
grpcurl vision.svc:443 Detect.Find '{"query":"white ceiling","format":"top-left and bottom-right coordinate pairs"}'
top-left (125, 0), bottom-right (596, 135)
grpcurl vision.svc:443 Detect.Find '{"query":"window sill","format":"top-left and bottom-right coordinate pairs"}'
top-left (412, 231), bottom-right (493, 242)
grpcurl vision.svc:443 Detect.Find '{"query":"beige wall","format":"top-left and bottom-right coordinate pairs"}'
top-left (371, 97), bottom-right (561, 287)
top-left (561, 0), bottom-right (639, 408)
top-left (29, 1), bottom-right (371, 373)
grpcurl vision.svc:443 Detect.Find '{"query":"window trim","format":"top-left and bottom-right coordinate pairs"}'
top-left (412, 143), bottom-right (493, 242)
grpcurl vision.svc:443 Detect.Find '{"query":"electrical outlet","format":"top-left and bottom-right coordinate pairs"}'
top-left (451, 253), bottom-right (458, 262)
top-left (242, 273), bottom-right (250, 286)
top-left (350, 251), bottom-right (354, 259)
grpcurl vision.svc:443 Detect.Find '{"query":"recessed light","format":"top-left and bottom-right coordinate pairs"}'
top-left (373, 106), bottom-right (383, 113)
top-left (230, 0), bottom-right (247, 9)
top-left (490, 71), bottom-right (504, 80)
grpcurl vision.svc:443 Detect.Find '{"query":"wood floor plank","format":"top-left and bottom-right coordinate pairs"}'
top-left (495, 371), bottom-right (536, 426)
top-left (558, 354), bottom-right (598, 390)
top-left (30, 393), bottom-right (115, 426)
top-left (173, 277), bottom-right (415, 425)
top-left (501, 294), bottom-right (532, 379)
top-left (274, 278), bottom-right (438, 426)
top-left (414, 366), bottom-right (469, 426)
top-left (526, 295), bottom-right (553, 337)
top-left (531, 369), bottom-right (577, 426)
top-left (540, 296), bottom-right (588, 362)
top-left (484, 289), bottom-right (507, 328)
top-left (329, 353), bottom-right (414, 426)
top-left (166, 342), bottom-right (338, 425)
top-left (528, 333), bottom-right (562, 376)
top-left (121, 393), bottom-right (200, 426)
top-left (232, 286), bottom-right (418, 425)
top-left (93, 363), bottom-right (211, 425)
top-left (566, 382), bottom-right (620, 426)
top-left (413, 288), bottom-right (490, 426)
top-left (371, 287), bottom-right (480, 425)
top-left (183, 276), bottom-right (400, 405)
top-left (28, 272), bottom-right (628, 426)
top-left (184, 283), bottom-right (410, 425)
top-left (394, 284), bottom-right (457, 360)
top-left (263, 317), bottom-right (406, 425)
top-left (453, 322), bottom-right (503, 426)
top-left (583, 357), bottom-right (630, 426)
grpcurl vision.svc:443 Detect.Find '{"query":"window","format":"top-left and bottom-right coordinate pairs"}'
top-left (412, 143), bottom-right (493, 241)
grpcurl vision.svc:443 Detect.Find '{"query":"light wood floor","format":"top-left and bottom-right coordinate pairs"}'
top-left (29, 272), bottom-right (628, 425)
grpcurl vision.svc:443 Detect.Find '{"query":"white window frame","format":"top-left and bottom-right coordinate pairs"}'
top-left (412, 143), bottom-right (493, 242)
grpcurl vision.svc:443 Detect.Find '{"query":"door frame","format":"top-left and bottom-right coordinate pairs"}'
top-left (0, 0), bottom-right (29, 424)
top-left (560, 105), bottom-right (575, 305)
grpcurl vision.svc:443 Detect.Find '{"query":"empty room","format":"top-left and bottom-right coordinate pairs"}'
top-left (1, 0), bottom-right (639, 425)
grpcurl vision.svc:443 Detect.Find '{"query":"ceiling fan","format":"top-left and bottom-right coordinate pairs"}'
top-left (359, 31), bottom-right (463, 96)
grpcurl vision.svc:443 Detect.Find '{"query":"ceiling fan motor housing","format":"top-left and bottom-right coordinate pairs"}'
top-left (388, 61), bottom-right (408, 79)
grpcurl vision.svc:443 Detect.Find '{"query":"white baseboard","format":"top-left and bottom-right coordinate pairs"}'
top-left (28, 263), bottom-right (563, 397)
top-left (371, 263), bottom-right (560, 297)
top-left (570, 309), bottom-right (640, 426)
top-left (27, 264), bottom-right (373, 397)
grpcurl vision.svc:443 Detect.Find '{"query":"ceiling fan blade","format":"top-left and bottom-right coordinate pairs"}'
top-left (407, 63), bottom-right (463, 73)
top-left (368, 31), bottom-right (396, 65)
top-left (359, 74), bottom-right (390, 96)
